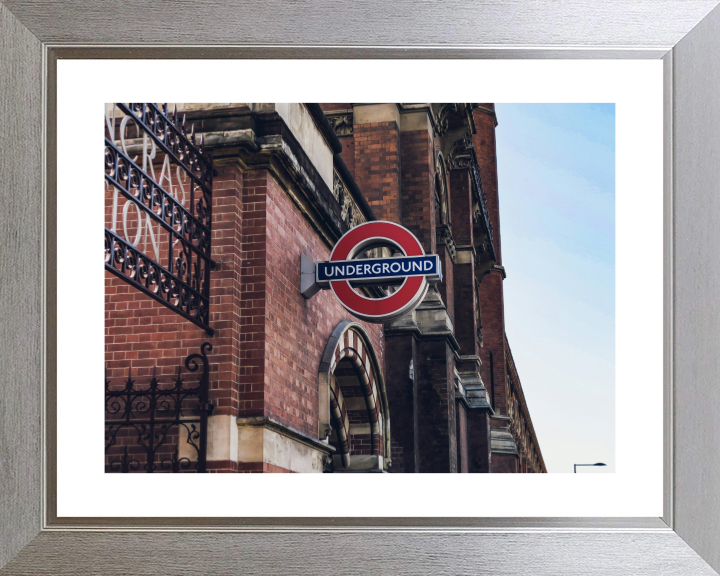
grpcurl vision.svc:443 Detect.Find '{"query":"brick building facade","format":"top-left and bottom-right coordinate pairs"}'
top-left (104, 102), bottom-right (545, 473)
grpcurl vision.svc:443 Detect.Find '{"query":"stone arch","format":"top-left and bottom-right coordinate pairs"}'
top-left (319, 320), bottom-right (391, 472)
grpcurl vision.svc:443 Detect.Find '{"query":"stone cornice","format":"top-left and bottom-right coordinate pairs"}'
top-left (491, 264), bottom-right (507, 279)
top-left (490, 426), bottom-right (520, 456)
top-left (398, 104), bottom-right (439, 135)
top-left (236, 416), bottom-right (336, 455)
top-left (384, 324), bottom-right (461, 352)
top-left (456, 365), bottom-right (494, 414)
top-left (385, 288), bottom-right (460, 351)
top-left (175, 105), bottom-right (372, 249)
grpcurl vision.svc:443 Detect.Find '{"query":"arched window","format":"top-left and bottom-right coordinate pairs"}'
top-left (318, 321), bottom-right (391, 472)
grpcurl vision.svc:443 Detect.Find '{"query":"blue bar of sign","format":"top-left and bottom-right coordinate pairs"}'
top-left (316, 255), bottom-right (441, 284)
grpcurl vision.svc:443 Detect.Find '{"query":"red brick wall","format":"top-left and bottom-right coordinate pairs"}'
top-left (492, 451), bottom-right (519, 473)
top-left (353, 122), bottom-right (402, 224)
top-left (105, 164), bottom-right (245, 420)
top-left (449, 170), bottom-right (473, 246)
top-left (334, 358), bottom-right (384, 458)
top-left (338, 135), bottom-right (355, 176)
top-left (467, 411), bottom-right (491, 473)
top-left (400, 130), bottom-right (436, 254)
top-left (237, 170), bottom-right (268, 421)
top-left (478, 272), bottom-right (507, 414)
top-left (106, 162), bottom-right (385, 448)
top-left (384, 334), bottom-right (418, 473)
top-left (473, 105), bottom-right (509, 416)
top-left (416, 340), bottom-right (457, 472)
top-left (348, 434), bottom-right (374, 456)
top-left (240, 169), bottom-right (389, 436)
top-left (473, 105), bottom-right (502, 263)
top-left (453, 263), bottom-right (478, 357)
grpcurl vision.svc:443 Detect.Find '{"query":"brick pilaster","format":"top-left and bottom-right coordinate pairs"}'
top-left (400, 129), bottom-right (435, 254)
top-left (491, 450), bottom-right (519, 473)
top-left (472, 104), bottom-right (502, 263)
top-left (449, 169), bottom-right (478, 357)
top-left (353, 120), bottom-right (402, 224)
top-left (478, 270), bottom-right (507, 415)
top-left (416, 339), bottom-right (457, 473)
top-left (384, 334), bottom-right (419, 473)
top-left (472, 105), bottom-right (508, 416)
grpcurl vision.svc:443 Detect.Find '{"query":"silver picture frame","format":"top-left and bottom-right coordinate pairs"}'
top-left (2, 1), bottom-right (720, 573)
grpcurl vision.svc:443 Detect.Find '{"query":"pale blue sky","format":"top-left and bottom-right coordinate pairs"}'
top-left (494, 104), bottom-right (615, 473)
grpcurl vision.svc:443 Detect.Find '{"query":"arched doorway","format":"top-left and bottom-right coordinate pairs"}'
top-left (318, 320), bottom-right (391, 472)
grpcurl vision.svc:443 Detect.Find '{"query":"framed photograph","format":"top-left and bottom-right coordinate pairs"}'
top-left (2, 1), bottom-right (720, 574)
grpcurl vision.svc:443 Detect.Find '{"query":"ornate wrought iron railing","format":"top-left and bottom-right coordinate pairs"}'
top-left (105, 342), bottom-right (214, 473)
top-left (104, 103), bottom-right (215, 334)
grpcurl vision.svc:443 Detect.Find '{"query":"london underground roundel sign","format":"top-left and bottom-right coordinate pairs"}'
top-left (301, 221), bottom-right (442, 323)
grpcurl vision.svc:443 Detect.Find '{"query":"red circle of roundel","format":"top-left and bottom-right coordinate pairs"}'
top-left (329, 221), bottom-right (428, 322)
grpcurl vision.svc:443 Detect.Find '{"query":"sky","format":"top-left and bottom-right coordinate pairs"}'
top-left (494, 104), bottom-right (615, 473)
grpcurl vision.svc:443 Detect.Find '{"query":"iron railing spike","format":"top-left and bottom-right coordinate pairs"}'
top-left (106, 347), bottom-right (212, 473)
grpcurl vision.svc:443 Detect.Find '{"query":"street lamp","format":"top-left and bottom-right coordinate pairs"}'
top-left (574, 462), bottom-right (607, 473)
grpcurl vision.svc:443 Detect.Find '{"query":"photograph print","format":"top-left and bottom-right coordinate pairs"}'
top-left (103, 102), bottom-right (614, 474)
